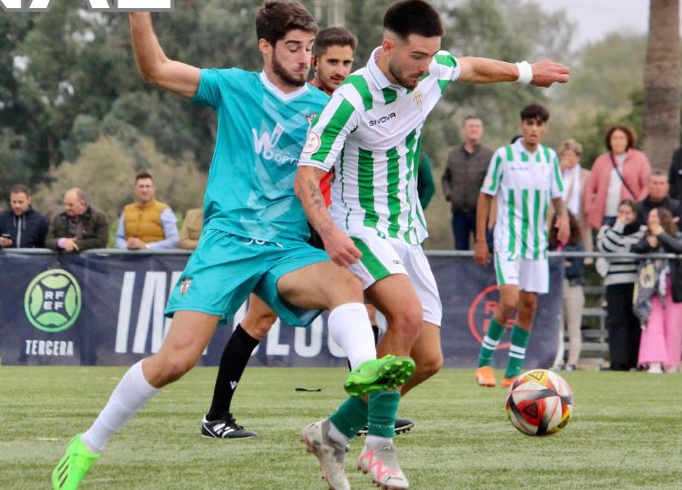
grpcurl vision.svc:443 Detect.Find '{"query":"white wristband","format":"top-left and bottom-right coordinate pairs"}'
top-left (515, 61), bottom-right (533, 85)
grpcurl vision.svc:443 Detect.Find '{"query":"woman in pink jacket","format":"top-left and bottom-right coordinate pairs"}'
top-left (583, 124), bottom-right (651, 230)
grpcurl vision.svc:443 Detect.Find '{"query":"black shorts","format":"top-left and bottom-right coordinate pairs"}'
top-left (307, 223), bottom-right (325, 250)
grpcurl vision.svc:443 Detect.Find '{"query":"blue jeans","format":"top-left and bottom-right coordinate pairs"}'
top-left (452, 210), bottom-right (494, 251)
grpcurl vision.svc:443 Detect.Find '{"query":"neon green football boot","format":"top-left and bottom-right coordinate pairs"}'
top-left (52, 435), bottom-right (99, 490)
top-left (344, 355), bottom-right (416, 397)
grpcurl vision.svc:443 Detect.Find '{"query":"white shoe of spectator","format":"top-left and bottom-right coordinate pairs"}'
top-left (647, 363), bottom-right (663, 374)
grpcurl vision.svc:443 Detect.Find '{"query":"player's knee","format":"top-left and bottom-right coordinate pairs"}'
top-left (243, 314), bottom-right (276, 340)
top-left (518, 294), bottom-right (537, 312)
top-left (158, 352), bottom-right (199, 384)
top-left (330, 269), bottom-right (364, 304)
top-left (416, 351), bottom-right (443, 378)
top-left (390, 306), bottom-right (423, 340)
top-left (499, 296), bottom-right (517, 315)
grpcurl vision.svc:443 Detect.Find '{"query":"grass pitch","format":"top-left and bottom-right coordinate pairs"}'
top-left (1, 366), bottom-right (680, 490)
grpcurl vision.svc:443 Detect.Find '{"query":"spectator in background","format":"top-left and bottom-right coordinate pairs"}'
top-left (637, 170), bottom-right (682, 224)
top-left (179, 208), bottom-right (203, 250)
top-left (549, 211), bottom-right (585, 371)
top-left (596, 199), bottom-right (646, 371)
top-left (584, 124), bottom-right (650, 230)
top-left (46, 188), bottom-right (109, 252)
top-left (418, 153), bottom-right (435, 210)
top-left (632, 207), bottom-right (682, 374)
top-left (669, 146), bottom-right (682, 202)
top-left (442, 116), bottom-right (494, 249)
top-left (558, 139), bottom-right (593, 257)
top-left (115, 173), bottom-right (179, 250)
top-left (0, 184), bottom-right (48, 248)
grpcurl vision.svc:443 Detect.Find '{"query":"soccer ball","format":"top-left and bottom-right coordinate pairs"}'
top-left (505, 369), bottom-right (573, 436)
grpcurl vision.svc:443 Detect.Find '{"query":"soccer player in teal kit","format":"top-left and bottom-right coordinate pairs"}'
top-left (51, 4), bottom-right (414, 489)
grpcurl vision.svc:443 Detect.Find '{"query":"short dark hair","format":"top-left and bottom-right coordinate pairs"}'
top-left (461, 115), bottom-right (481, 126)
top-left (10, 184), bottom-right (30, 197)
top-left (313, 26), bottom-right (357, 57)
top-left (135, 172), bottom-right (153, 182)
top-left (618, 198), bottom-right (638, 214)
top-left (383, 0), bottom-right (444, 40)
top-left (256, 1), bottom-right (318, 46)
top-left (605, 124), bottom-right (636, 152)
top-left (520, 104), bottom-right (550, 123)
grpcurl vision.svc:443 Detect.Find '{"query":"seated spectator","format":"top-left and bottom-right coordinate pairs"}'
top-left (46, 188), bottom-right (109, 252)
top-left (558, 139), bottom-right (593, 258)
top-left (179, 208), bottom-right (203, 250)
top-left (632, 207), bottom-right (682, 374)
top-left (637, 170), bottom-right (682, 224)
top-left (584, 124), bottom-right (650, 230)
top-left (115, 173), bottom-right (179, 250)
top-left (549, 211), bottom-right (585, 371)
top-left (0, 184), bottom-right (48, 248)
top-left (596, 199), bottom-right (646, 371)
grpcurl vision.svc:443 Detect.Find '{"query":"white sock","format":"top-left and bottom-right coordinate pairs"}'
top-left (328, 420), bottom-right (351, 445)
top-left (366, 435), bottom-right (392, 446)
top-left (328, 303), bottom-right (376, 369)
top-left (81, 361), bottom-right (159, 453)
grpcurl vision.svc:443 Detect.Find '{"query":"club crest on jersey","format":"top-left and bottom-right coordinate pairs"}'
top-left (303, 131), bottom-right (322, 154)
top-left (180, 278), bottom-right (192, 295)
top-left (306, 112), bottom-right (318, 125)
top-left (413, 89), bottom-right (423, 111)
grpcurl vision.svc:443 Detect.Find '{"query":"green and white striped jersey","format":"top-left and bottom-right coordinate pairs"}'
top-left (299, 47), bottom-right (460, 244)
top-left (481, 139), bottom-right (564, 260)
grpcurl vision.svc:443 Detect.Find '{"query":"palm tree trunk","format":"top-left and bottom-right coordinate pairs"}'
top-left (643, 0), bottom-right (681, 171)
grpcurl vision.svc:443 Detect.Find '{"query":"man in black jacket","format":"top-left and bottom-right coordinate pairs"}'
top-left (638, 170), bottom-right (682, 224)
top-left (45, 188), bottom-right (109, 252)
top-left (0, 184), bottom-right (49, 248)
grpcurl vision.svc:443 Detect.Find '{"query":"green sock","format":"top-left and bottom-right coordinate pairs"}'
top-left (367, 391), bottom-right (400, 438)
top-left (329, 396), bottom-right (368, 439)
top-left (477, 318), bottom-right (505, 367)
top-left (505, 324), bottom-right (530, 379)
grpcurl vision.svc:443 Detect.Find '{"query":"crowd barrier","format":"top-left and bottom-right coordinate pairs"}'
top-left (0, 248), bottom-right (678, 368)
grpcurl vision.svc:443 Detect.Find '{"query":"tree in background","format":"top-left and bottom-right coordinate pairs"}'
top-left (642, 0), bottom-right (681, 170)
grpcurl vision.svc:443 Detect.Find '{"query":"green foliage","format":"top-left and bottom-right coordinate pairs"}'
top-left (1, 367), bottom-right (681, 489)
top-left (31, 136), bottom-right (205, 222)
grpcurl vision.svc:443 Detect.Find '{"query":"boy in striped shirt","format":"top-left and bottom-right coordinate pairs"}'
top-left (296, 1), bottom-right (569, 487)
top-left (474, 104), bottom-right (569, 388)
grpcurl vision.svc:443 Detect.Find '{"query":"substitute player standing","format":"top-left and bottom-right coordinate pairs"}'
top-left (474, 104), bottom-right (569, 388)
top-left (51, 4), bottom-right (415, 490)
top-left (295, 1), bottom-right (570, 488)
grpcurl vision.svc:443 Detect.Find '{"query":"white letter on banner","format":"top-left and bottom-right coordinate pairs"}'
top-left (116, 0), bottom-right (171, 10)
top-left (132, 272), bottom-right (166, 354)
top-left (266, 319), bottom-right (290, 356)
top-left (115, 271), bottom-right (136, 353)
top-left (294, 317), bottom-right (322, 357)
top-left (163, 270), bottom-right (182, 349)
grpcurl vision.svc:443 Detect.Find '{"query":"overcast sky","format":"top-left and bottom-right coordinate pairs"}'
top-left (539, 0), bottom-right (653, 47)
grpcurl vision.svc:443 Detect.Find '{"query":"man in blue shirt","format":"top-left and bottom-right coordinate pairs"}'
top-left (52, 4), bottom-right (414, 490)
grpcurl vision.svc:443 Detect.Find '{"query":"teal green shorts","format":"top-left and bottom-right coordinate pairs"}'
top-left (165, 229), bottom-right (329, 327)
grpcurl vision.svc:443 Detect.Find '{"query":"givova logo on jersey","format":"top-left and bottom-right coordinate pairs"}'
top-left (252, 123), bottom-right (298, 166)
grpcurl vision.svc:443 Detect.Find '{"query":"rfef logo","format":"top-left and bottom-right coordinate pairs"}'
top-left (24, 269), bottom-right (82, 332)
top-left (468, 284), bottom-right (514, 349)
top-left (1, 0), bottom-right (172, 12)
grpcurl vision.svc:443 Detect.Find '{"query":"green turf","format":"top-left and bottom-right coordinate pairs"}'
top-left (1, 366), bottom-right (680, 489)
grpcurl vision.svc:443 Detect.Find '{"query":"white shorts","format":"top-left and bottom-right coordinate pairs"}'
top-left (348, 228), bottom-right (442, 327)
top-left (494, 250), bottom-right (549, 294)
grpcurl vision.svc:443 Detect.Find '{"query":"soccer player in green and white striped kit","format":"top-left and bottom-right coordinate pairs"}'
top-left (296, 1), bottom-right (569, 488)
top-left (474, 104), bottom-right (569, 389)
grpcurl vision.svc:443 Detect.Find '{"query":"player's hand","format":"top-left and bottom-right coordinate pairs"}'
top-left (556, 213), bottom-right (570, 244)
top-left (530, 59), bottom-right (570, 87)
top-left (474, 240), bottom-right (490, 267)
top-left (322, 227), bottom-right (362, 267)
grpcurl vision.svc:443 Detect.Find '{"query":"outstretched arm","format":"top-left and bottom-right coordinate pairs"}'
top-left (129, 12), bottom-right (200, 98)
top-left (457, 57), bottom-right (569, 87)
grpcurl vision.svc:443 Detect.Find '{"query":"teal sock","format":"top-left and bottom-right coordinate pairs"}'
top-left (329, 396), bottom-right (368, 439)
top-left (477, 318), bottom-right (505, 367)
top-left (505, 324), bottom-right (530, 378)
top-left (367, 391), bottom-right (400, 438)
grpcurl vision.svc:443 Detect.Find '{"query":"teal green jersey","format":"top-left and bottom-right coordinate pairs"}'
top-left (192, 68), bottom-right (329, 243)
